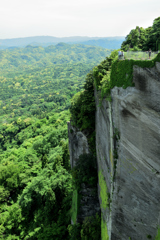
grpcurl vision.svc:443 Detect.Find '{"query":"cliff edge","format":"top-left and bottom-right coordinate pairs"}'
top-left (68, 54), bottom-right (160, 239)
top-left (96, 62), bottom-right (160, 239)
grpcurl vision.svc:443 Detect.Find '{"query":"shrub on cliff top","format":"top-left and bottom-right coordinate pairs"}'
top-left (94, 52), bottom-right (160, 101)
top-left (70, 71), bottom-right (96, 154)
top-left (110, 53), bottom-right (160, 90)
top-left (70, 71), bottom-right (95, 131)
top-left (93, 50), bottom-right (118, 90)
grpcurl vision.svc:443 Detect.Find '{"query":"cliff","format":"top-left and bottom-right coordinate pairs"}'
top-left (68, 56), bottom-right (160, 239)
top-left (68, 122), bottom-right (100, 224)
top-left (96, 62), bottom-right (160, 239)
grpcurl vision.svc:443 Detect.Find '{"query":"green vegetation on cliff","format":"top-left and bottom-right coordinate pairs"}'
top-left (68, 214), bottom-right (101, 240)
top-left (70, 71), bottom-right (96, 154)
top-left (121, 16), bottom-right (160, 51)
top-left (155, 227), bottom-right (160, 240)
top-left (70, 72), bottom-right (95, 131)
top-left (93, 50), bottom-right (160, 102)
top-left (2, 15), bottom-right (160, 238)
top-left (101, 217), bottom-right (109, 240)
top-left (98, 170), bottom-right (110, 210)
top-left (71, 153), bottom-right (98, 190)
top-left (69, 152), bottom-right (100, 238)
top-left (69, 18), bottom-right (160, 238)
top-left (110, 52), bottom-right (160, 89)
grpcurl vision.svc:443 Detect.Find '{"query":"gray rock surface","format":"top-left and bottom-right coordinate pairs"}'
top-left (68, 121), bottom-right (100, 223)
top-left (77, 183), bottom-right (100, 223)
top-left (67, 121), bottom-right (89, 168)
top-left (95, 63), bottom-right (160, 239)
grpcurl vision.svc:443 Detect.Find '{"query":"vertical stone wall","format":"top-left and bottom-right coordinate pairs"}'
top-left (68, 121), bottom-right (89, 168)
top-left (68, 122), bottom-right (100, 224)
top-left (95, 91), bottom-right (114, 239)
top-left (95, 63), bottom-right (160, 239)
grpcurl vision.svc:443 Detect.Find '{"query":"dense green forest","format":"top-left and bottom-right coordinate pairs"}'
top-left (0, 43), bottom-right (111, 239)
top-left (0, 43), bottom-right (111, 121)
top-left (1, 15), bottom-right (159, 239)
top-left (121, 16), bottom-right (160, 51)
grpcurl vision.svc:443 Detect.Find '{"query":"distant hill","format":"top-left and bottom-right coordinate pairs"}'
top-left (80, 37), bottom-right (125, 50)
top-left (0, 36), bottom-right (125, 50)
top-left (0, 43), bottom-right (111, 72)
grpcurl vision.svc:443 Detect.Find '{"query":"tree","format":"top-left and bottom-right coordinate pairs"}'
top-left (145, 17), bottom-right (160, 50)
top-left (19, 167), bottom-right (72, 239)
top-left (121, 16), bottom-right (160, 51)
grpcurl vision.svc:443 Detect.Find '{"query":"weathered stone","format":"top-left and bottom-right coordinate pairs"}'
top-left (67, 121), bottom-right (89, 168)
top-left (95, 63), bottom-right (160, 239)
top-left (68, 122), bottom-right (100, 224)
top-left (77, 183), bottom-right (100, 223)
top-left (68, 62), bottom-right (160, 239)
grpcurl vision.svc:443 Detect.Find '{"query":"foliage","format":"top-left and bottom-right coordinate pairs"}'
top-left (93, 50), bottom-right (160, 103)
top-left (0, 110), bottom-right (73, 239)
top-left (70, 71), bottom-right (96, 154)
top-left (93, 50), bottom-right (118, 90)
top-left (121, 16), bottom-right (160, 51)
top-left (121, 26), bottom-right (150, 51)
top-left (71, 189), bottom-right (78, 224)
top-left (101, 216), bottom-right (109, 240)
top-left (98, 170), bottom-right (110, 210)
top-left (110, 53), bottom-right (160, 90)
top-left (68, 16), bottom-right (160, 240)
top-left (0, 43), bottom-right (110, 71)
top-left (0, 203), bottom-right (24, 239)
top-left (70, 153), bottom-right (99, 238)
top-left (155, 227), bottom-right (160, 240)
top-left (80, 214), bottom-right (101, 240)
top-left (0, 63), bottom-right (91, 119)
top-left (70, 53), bottom-right (119, 155)
top-left (3, 16), bottom-right (160, 238)
top-left (18, 166), bottom-right (72, 239)
top-left (0, 162), bottom-right (23, 201)
top-left (68, 214), bottom-right (101, 240)
top-left (0, 44), bottom-right (110, 122)
top-left (70, 71), bottom-right (95, 131)
top-left (71, 153), bottom-right (98, 190)
top-left (145, 17), bottom-right (160, 51)
top-left (68, 223), bottom-right (81, 240)
top-left (92, 50), bottom-right (118, 102)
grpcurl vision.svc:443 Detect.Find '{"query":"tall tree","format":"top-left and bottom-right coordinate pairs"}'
top-left (121, 16), bottom-right (160, 51)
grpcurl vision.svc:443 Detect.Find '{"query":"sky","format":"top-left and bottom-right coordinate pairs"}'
top-left (0, 0), bottom-right (160, 39)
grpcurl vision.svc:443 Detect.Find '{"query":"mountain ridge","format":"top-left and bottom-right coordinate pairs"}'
top-left (0, 36), bottom-right (125, 49)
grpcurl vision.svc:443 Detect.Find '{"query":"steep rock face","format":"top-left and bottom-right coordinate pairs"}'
top-left (96, 62), bottom-right (160, 239)
top-left (68, 122), bottom-right (100, 223)
top-left (67, 121), bottom-right (89, 168)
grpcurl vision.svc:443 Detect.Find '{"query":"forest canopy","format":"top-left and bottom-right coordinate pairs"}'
top-left (121, 16), bottom-right (160, 51)
top-left (0, 43), bottom-right (111, 239)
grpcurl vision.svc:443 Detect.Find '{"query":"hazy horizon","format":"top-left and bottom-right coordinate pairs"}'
top-left (0, 35), bottom-right (125, 40)
top-left (0, 0), bottom-right (159, 39)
